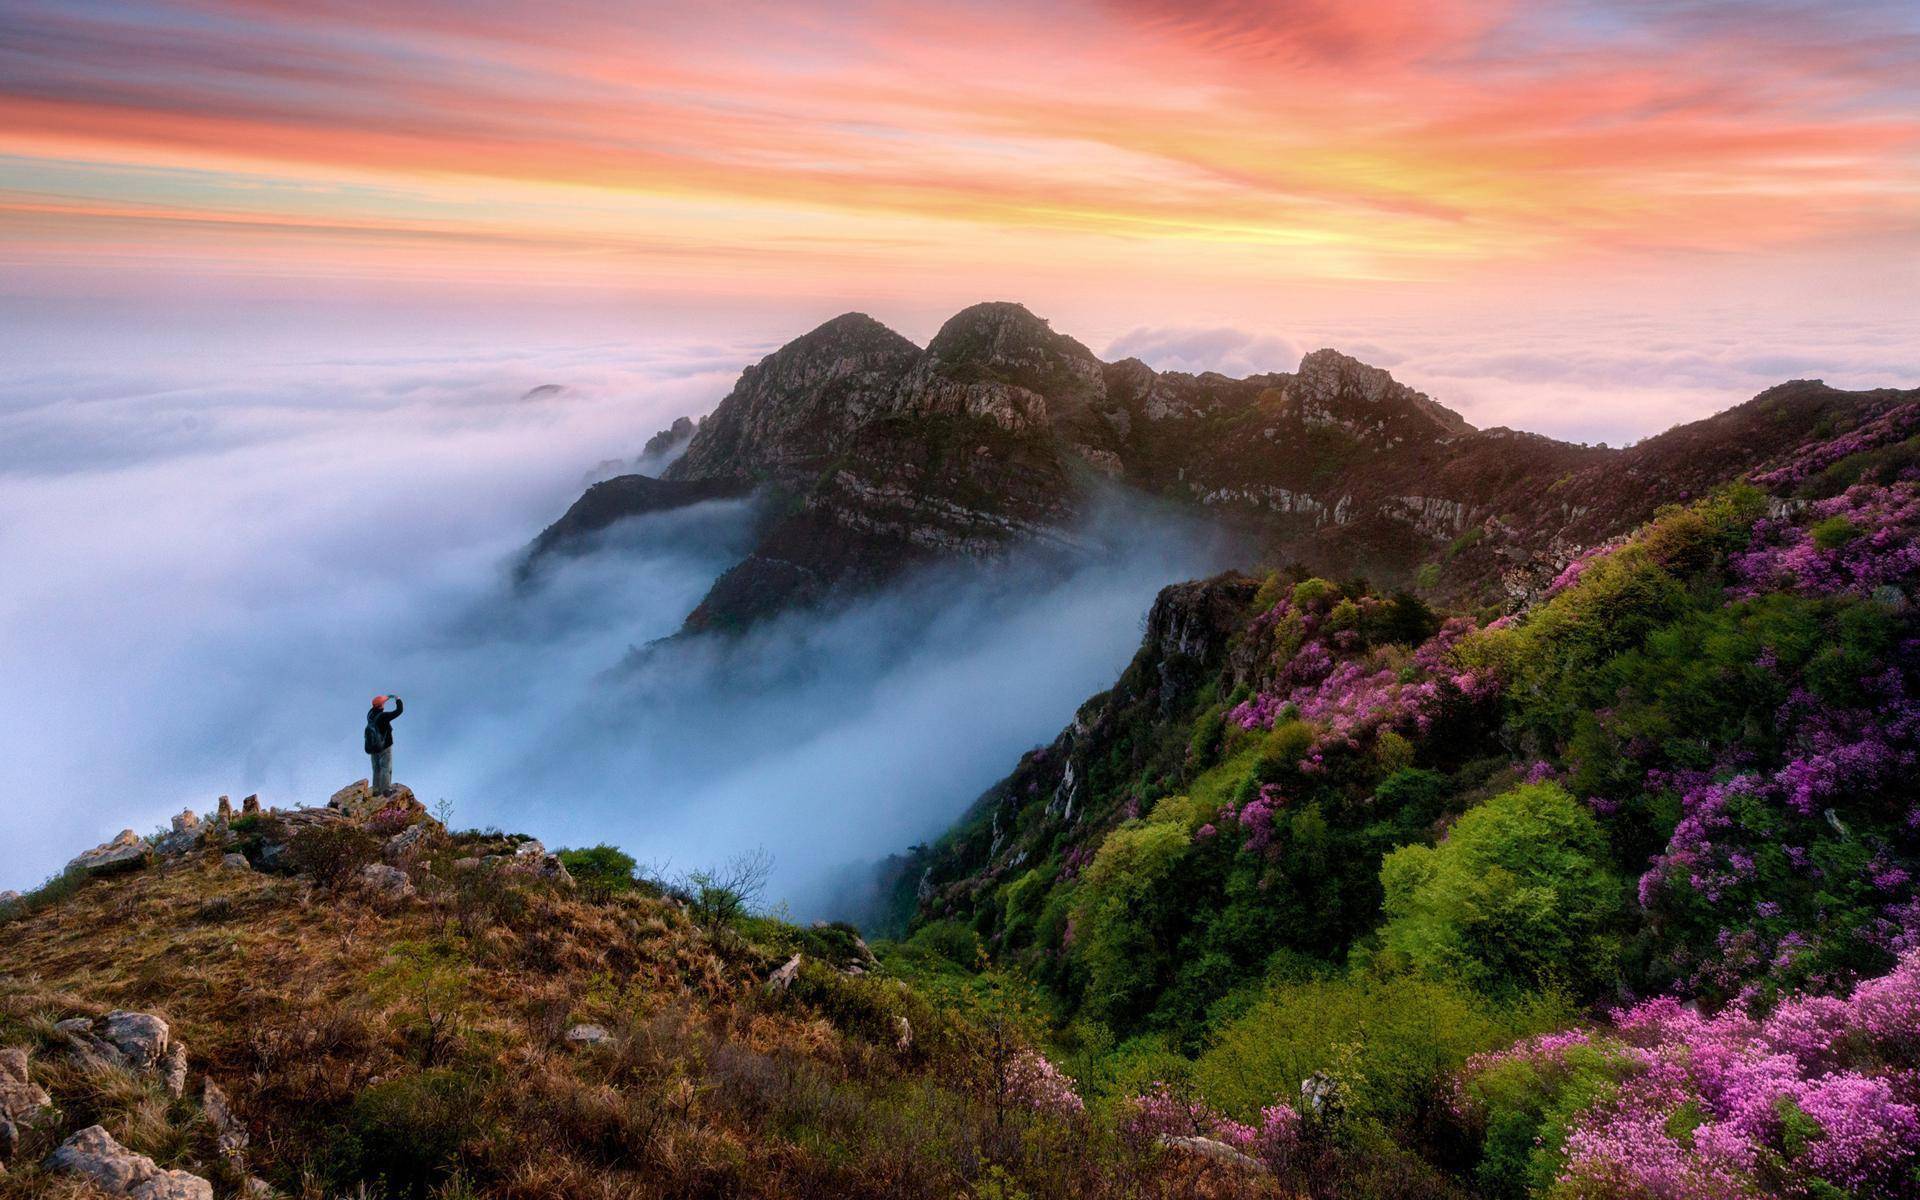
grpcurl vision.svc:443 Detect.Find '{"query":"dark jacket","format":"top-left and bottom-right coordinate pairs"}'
top-left (364, 698), bottom-right (403, 754)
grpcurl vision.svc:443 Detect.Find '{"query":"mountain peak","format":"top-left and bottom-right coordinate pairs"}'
top-left (1292, 347), bottom-right (1472, 438)
top-left (927, 301), bottom-right (1098, 366)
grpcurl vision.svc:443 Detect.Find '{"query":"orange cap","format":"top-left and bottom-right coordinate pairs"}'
top-left (371, 695), bottom-right (389, 708)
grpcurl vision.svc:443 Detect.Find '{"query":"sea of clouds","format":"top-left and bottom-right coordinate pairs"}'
top-left (0, 318), bottom-right (1227, 910)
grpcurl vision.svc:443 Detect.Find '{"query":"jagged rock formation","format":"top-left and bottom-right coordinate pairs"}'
top-left (641, 415), bottom-right (697, 461)
top-left (527, 301), bottom-right (1918, 632)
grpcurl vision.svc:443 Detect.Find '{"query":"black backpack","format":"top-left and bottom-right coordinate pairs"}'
top-left (364, 712), bottom-right (387, 754)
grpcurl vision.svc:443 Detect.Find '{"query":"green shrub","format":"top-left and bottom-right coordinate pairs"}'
top-left (1072, 821), bottom-right (1192, 1025)
top-left (284, 822), bottom-right (381, 890)
top-left (1377, 784), bottom-right (1623, 996)
top-left (1195, 973), bottom-right (1569, 1134)
top-left (556, 844), bottom-right (637, 899)
top-left (906, 920), bottom-right (984, 969)
top-left (341, 1069), bottom-right (494, 1198)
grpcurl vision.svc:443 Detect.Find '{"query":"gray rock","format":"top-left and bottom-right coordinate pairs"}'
top-left (216, 796), bottom-right (233, 824)
top-left (102, 1012), bottom-right (171, 1071)
top-left (0, 890), bottom-right (20, 908)
top-left (161, 1039), bottom-right (188, 1099)
top-left (202, 1079), bottom-right (247, 1159)
top-left (154, 811), bottom-right (206, 858)
top-left (1157, 1134), bottom-right (1263, 1171)
top-left (384, 822), bottom-right (438, 863)
top-left (221, 853), bottom-right (252, 871)
top-left (564, 1023), bottom-right (611, 1047)
top-left (0, 1046), bottom-right (53, 1163)
top-left (131, 1169), bottom-right (214, 1200)
top-left (241, 795), bottom-right (261, 817)
top-left (767, 954), bottom-right (803, 993)
top-left (477, 842), bottom-right (574, 887)
top-left (357, 863), bottom-right (414, 901)
top-left (67, 829), bottom-right (150, 876)
top-left (45, 1124), bottom-right (160, 1192)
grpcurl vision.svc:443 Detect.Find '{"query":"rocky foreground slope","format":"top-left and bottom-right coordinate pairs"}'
top-left (524, 301), bottom-right (1917, 631)
top-left (2, 778), bottom-right (1309, 1199)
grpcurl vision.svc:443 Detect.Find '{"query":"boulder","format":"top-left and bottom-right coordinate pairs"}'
top-left (357, 863), bottom-right (414, 901)
top-left (45, 1124), bottom-right (177, 1193)
top-left (132, 1170), bottom-right (215, 1200)
top-left (0, 1046), bottom-right (53, 1163)
top-left (329, 781), bottom-right (416, 821)
top-left (59, 1011), bottom-right (173, 1075)
top-left (216, 796), bottom-right (233, 824)
top-left (1157, 1134), bottom-right (1264, 1172)
top-left (241, 795), bottom-right (261, 817)
top-left (67, 829), bottom-right (150, 877)
top-left (767, 954), bottom-right (803, 993)
top-left (326, 780), bottom-right (372, 811)
top-left (154, 810), bottom-right (205, 858)
top-left (476, 840), bottom-right (574, 887)
top-left (0, 890), bottom-right (18, 908)
top-left (221, 853), bottom-right (252, 871)
top-left (564, 1023), bottom-right (612, 1047)
top-left (383, 822), bottom-right (440, 862)
top-left (101, 1012), bottom-right (171, 1072)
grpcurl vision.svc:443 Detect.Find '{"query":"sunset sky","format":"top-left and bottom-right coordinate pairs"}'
top-left (2, 0), bottom-right (1917, 434)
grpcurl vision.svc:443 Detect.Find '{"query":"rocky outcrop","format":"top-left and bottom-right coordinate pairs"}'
top-left (641, 415), bottom-right (697, 461)
top-left (1157, 1134), bottom-right (1264, 1172)
top-left (472, 839), bottom-right (574, 887)
top-left (357, 862), bottom-right (414, 901)
top-left (766, 954), bottom-right (803, 993)
top-left (67, 829), bottom-right (150, 877)
top-left (154, 810), bottom-right (206, 858)
top-left (58, 1011), bottom-right (173, 1075)
top-left (45, 1125), bottom-right (213, 1198)
top-left (0, 1047), bottom-right (54, 1165)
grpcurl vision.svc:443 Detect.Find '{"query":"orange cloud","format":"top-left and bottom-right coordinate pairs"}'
top-left (0, 0), bottom-right (1915, 294)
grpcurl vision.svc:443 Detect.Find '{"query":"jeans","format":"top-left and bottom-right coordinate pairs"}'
top-left (371, 748), bottom-right (393, 794)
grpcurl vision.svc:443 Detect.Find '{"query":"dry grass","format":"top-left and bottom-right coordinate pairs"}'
top-left (1, 840), bottom-right (1288, 1199)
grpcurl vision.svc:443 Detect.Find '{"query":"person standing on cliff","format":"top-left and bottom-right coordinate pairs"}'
top-left (365, 694), bottom-right (404, 795)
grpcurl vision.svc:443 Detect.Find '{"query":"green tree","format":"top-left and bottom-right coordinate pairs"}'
top-left (1377, 783), bottom-right (1622, 996)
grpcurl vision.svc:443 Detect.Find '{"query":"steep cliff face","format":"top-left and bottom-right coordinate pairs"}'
top-left (527, 300), bottom-right (1916, 634)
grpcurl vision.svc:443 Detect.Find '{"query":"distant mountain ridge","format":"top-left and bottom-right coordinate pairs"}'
top-left (524, 301), bottom-right (1918, 629)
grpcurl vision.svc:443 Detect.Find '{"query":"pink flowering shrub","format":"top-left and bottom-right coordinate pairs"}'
top-left (1458, 950), bottom-right (1920, 1199)
top-left (1752, 402), bottom-right (1920, 491)
top-left (1121, 1082), bottom-right (1301, 1171)
top-left (1003, 1048), bottom-right (1085, 1118)
top-left (1227, 614), bottom-right (1499, 760)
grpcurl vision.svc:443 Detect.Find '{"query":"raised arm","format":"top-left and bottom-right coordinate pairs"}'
top-left (388, 696), bottom-right (403, 719)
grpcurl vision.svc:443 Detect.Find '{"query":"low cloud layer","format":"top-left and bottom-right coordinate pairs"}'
top-left (0, 332), bottom-right (1227, 910)
top-left (1105, 311), bottom-right (1920, 446)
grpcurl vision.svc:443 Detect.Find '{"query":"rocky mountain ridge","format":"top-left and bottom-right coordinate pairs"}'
top-left (525, 302), bottom-right (1917, 631)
